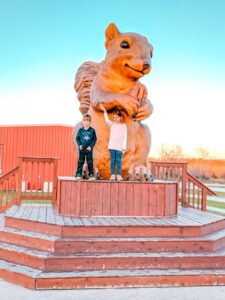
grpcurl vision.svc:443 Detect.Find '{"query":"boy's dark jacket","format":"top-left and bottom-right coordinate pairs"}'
top-left (76, 127), bottom-right (97, 152)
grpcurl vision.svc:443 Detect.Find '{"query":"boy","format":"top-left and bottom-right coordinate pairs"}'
top-left (74, 114), bottom-right (97, 180)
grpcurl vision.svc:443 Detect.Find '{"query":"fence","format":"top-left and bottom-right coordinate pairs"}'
top-left (151, 160), bottom-right (216, 211)
top-left (0, 157), bottom-right (58, 212)
top-left (0, 167), bottom-right (19, 212)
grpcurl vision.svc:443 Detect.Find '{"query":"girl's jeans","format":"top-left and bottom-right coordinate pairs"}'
top-left (109, 149), bottom-right (122, 175)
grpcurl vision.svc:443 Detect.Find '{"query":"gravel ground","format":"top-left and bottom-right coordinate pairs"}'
top-left (1, 280), bottom-right (225, 300)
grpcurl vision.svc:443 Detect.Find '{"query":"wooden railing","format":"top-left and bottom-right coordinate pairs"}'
top-left (17, 156), bottom-right (58, 205)
top-left (0, 167), bottom-right (19, 213)
top-left (185, 172), bottom-right (216, 210)
top-left (0, 157), bottom-right (58, 212)
top-left (151, 161), bottom-right (188, 204)
top-left (151, 160), bottom-right (216, 211)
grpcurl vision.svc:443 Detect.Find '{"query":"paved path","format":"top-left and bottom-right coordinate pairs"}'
top-left (1, 280), bottom-right (225, 300)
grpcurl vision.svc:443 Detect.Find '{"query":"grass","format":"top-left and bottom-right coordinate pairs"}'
top-left (21, 200), bottom-right (51, 204)
top-left (207, 209), bottom-right (225, 217)
top-left (212, 191), bottom-right (225, 198)
top-left (0, 190), bottom-right (52, 206)
top-left (207, 200), bottom-right (225, 209)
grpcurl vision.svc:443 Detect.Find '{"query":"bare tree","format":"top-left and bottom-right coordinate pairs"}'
top-left (196, 146), bottom-right (210, 159)
top-left (157, 144), bottom-right (184, 161)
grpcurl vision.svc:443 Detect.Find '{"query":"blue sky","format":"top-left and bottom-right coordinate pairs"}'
top-left (0, 0), bottom-right (225, 157)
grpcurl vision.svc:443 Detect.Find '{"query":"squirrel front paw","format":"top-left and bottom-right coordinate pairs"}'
top-left (134, 99), bottom-right (153, 121)
top-left (118, 95), bottom-right (140, 117)
top-left (129, 83), bottom-right (148, 102)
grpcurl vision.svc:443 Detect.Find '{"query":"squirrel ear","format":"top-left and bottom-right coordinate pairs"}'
top-left (105, 23), bottom-right (120, 48)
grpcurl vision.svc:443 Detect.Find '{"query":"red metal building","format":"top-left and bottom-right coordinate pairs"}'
top-left (0, 124), bottom-right (76, 176)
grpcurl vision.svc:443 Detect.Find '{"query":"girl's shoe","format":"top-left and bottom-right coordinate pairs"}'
top-left (117, 175), bottom-right (123, 181)
top-left (89, 175), bottom-right (95, 181)
top-left (110, 174), bottom-right (115, 181)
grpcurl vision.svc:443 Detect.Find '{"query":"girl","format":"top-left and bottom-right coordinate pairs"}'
top-left (100, 104), bottom-right (127, 181)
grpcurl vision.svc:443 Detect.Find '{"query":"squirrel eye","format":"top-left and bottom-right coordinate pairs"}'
top-left (150, 51), bottom-right (153, 58)
top-left (120, 40), bottom-right (130, 49)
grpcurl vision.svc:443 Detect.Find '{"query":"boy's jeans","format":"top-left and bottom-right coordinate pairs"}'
top-left (109, 149), bottom-right (122, 175)
top-left (76, 150), bottom-right (94, 176)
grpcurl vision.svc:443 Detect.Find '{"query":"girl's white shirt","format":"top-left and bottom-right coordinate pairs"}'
top-left (103, 111), bottom-right (127, 152)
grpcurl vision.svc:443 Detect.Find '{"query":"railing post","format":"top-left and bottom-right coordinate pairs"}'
top-left (16, 157), bottom-right (23, 205)
top-left (151, 162), bottom-right (156, 178)
top-left (181, 163), bottom-right (187, 206)
top-left (202, 189), bottom-right (207, 211)
top-left (52, 159), bottom-right (58, 206)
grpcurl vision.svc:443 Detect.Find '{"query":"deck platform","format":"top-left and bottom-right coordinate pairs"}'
top-left (57, 178), bottom-right (178, 217)
top-left (0, 204), bottom-right (225, 289)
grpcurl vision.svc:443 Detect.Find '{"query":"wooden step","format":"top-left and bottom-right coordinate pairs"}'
top-left (0, 241), bottom-right (225, 272)
top-left (1, 226), bottom-right (225, 254)
top-left (5, 215), bottom-right (225, 238)
top-left (0, 260), bottom-right (225, 290)
top-left (0, 227), bottom-right (56, 252)
top-left (52, 228), bottom-right (225, 254)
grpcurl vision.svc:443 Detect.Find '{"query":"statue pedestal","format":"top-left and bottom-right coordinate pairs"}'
top-left (57, 177), bottom-right (178, 217)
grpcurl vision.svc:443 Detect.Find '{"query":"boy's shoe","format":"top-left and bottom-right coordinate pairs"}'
top-left (89, 174), bottom-right (95, 181)
top-left (82, 170), bottom-right (87, 179)
top-left (110, 174), bottom-right (115, 181)
top-left (74, 174), bottom-right (81, 180)
top-left (149, 174), bottom-right (154, 182)
top-left (117, 175), bottom-right (123, 181)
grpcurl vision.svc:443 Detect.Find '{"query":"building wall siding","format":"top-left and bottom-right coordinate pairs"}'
top-left (0, 125), bottom-right (77, 176)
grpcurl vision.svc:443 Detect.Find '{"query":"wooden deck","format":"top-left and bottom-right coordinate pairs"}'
top-left (1, 204), bottom-right (225, 289)
top-left (3, 204), bottom-right (224, 227)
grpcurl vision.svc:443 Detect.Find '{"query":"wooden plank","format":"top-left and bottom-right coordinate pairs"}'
top-left (60, 181), bottom-right (67, 214)
top-left (53, 209), bottom-right (65, 226)
top-left (71, 180), bottom-right (80, 215)
top-left (46, 205), bottom-right (55, 224)
top-left (75, 181), bottom-right (81, 215)
top-left (148, 184), bottom-right (157, 216)
top-left (102, 182), bottom-right (111, 216)
top-left (171, 184), bottom-right (177, 215)
top-left (156, 184), bottom-right (165, 216)
top-left (52, 159), bottom-right (58, 205)
top-left (133, 183), bottom-right (142, 216)
top-left (164, 184), bottom-right (171, 216)
top-left (80, 181), bottom-right (87, 216)
top-left (63, 216), bottom-right (74, 226)
top-left (110, 182), bottom-right (119, 215)
top-left (37, 205), bottom-right (47, 223)
top-left (94, 182), bottom-right (103, 215)
top-left (118, 182), bottom-right (127, 216)
top-left (125, 182), bottom-right (134, 216)
top-left (14, 205), bottom-right (26, 219)
top-left (30, 204), bottom-right (41, 222)
top-left (64, 181), bottom-right (70, 214)
top-left (62, 181), bottom-right (70, 214)
top-left (86, 182), bottom-right (95, 216)
top-left (70, 216), bottom-right (83, 226)
top-left (5, 205), bottom-right (20, 217)
top-left (141, 183), bottom-right (149, 216)
top-left (21, 204), bottom-right (34, 220)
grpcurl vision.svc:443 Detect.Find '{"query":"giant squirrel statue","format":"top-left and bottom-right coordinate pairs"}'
top-left (74, 23), bottom-right (154, 180)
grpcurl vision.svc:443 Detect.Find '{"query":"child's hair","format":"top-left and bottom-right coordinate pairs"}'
top-left (113, 110), bottom-right (122, 117)
top-left (82, 114), bottom-right (91, 121)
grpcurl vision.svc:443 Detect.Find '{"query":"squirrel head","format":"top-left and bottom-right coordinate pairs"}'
top-left (104, 23), bottom-right (153, 80)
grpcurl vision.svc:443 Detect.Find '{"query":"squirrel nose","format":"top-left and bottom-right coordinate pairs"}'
top-left (143, 63), bottom-right (150, 70)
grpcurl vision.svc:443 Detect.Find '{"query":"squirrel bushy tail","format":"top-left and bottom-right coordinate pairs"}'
top-left (74, 61), bottom-right (102, 115)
